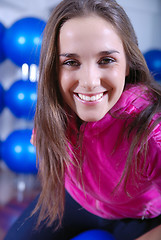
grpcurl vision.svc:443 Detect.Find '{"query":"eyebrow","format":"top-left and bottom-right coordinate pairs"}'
top-left (59, 50), bottom-right (120, 58)
top-left (59, 53), bottom-right (79, 58)
top-left (98, 50), bottom-right (120, 56)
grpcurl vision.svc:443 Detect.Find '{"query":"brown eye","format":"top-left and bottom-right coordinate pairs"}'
top-left (63, 59), bottom-right (80, 67)
top-left (98, 57), bottom-right (115, 65)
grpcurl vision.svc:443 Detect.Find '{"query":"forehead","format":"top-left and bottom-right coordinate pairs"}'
top-left (59, 15), bottom-right (124, 53)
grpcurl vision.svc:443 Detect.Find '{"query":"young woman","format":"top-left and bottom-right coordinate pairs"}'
top-left (5, 0), bottom-right (161, 239)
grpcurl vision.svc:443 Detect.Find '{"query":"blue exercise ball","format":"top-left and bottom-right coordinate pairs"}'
top-left (71, 230), bottom-right (115, 240)
top-left (3, 17), bottom-right (46, 67)
top-left (144, 49), bottom-right (161, 81)
top-left (0, 22), bottom-right (6, 63)
top-left (1, 129), bottom-right (37, 174)
top-left (5, 79), bottom-right (37, 120)
top-left (0, 83), bottom-right (4, 113)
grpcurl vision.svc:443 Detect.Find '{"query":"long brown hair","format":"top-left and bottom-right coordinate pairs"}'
top-left (33, 0), bottom-right (161, 228)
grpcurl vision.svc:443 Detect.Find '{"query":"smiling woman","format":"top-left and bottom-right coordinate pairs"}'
top-left (4, 0), bottom-right (161, 240)
top-left (59, 15), bottom-right (128, 122)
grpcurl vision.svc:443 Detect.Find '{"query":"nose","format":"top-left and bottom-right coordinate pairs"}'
top-left (79, 64), bottom-right (100, 90)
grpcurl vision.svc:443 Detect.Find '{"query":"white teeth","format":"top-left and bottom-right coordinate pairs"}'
top-left (91, 96), bottom-right (96, 101)
top-left (77, 93), bottom-right (103, 102)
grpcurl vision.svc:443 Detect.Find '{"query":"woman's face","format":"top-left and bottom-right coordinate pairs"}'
top-left (59, 15), bottom-right (129, 122)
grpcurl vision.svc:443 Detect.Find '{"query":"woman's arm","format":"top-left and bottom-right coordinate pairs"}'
top-left (136, 224), bottom-right (161, 240)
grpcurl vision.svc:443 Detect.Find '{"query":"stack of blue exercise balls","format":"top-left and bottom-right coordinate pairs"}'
top-left (0, 23), bottom-right (5, 162)
top-left (0, 22), bottom-right (5, 114)
top-left (0, 17), bottom-right (46, 174)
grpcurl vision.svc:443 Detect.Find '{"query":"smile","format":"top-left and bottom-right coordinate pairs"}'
top-left (74, 92), bottom-right (107, 103)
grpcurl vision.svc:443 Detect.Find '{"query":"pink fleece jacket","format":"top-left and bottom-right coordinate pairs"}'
top-left (65, 84), bottom-right (161, 220)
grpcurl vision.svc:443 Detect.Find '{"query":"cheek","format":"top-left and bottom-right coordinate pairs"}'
top-left (59, 71), bottom-right (75, 98)
top-left (103, 68), bottom-right (126, 88)
top-left (59, 71), bottom-right (69, 91)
